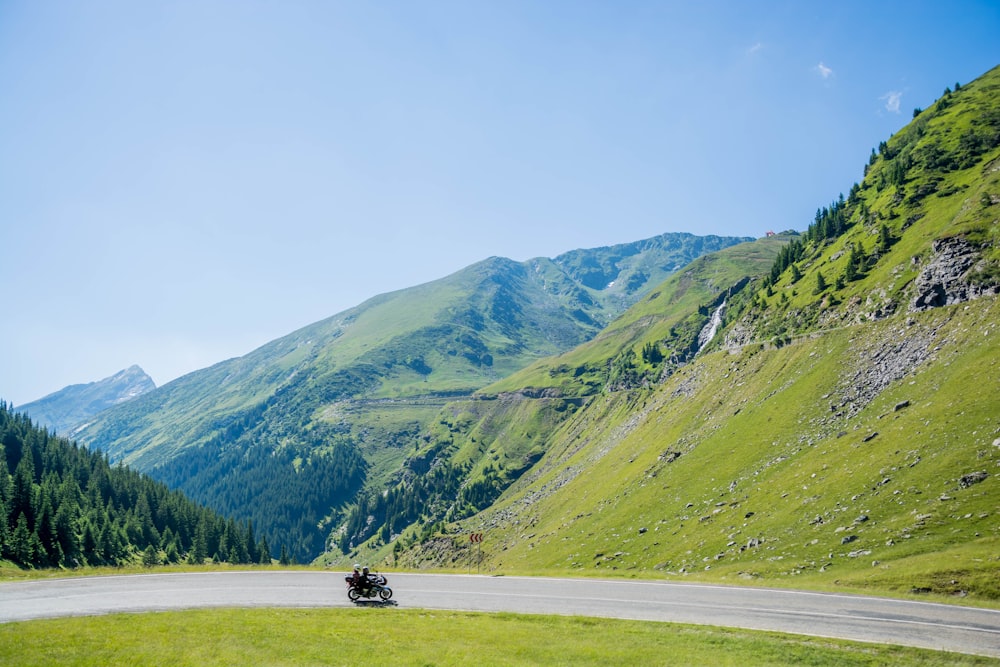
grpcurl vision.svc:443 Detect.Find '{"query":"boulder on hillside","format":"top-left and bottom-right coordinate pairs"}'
top-left (959, 471), bottom-right (988, 488)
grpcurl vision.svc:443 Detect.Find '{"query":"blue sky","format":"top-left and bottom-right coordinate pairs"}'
top-left (2, 1), bottom-right (998, 406)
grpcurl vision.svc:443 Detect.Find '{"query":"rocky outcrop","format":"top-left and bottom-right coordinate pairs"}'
top-left (910, 237), bottom-right (997, 311)
top-left (959, 471), bottom-right (988, 488)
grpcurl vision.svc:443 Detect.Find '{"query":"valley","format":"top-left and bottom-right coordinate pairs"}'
top-left (10, 65), bottom-right (999, 608)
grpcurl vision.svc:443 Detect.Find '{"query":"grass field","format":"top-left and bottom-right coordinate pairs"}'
top-left (2, 607), bottom-right (997, 667)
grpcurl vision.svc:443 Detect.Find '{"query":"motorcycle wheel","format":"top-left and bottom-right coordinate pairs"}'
top-left (348, 587), bottom-right (361, 602)
top-left (379, 587), bottom-right (392, 601)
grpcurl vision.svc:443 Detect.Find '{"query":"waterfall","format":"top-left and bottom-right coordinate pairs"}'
top-left (696, 299), bottom-right (726, 354)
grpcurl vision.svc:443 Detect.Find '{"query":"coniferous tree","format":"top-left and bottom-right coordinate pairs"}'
top-left (10, 514), bottom-right (33, 564)
top-left (11, 457), bottom-right (36, 529)
top-left (246, 520), bottom-right (259, 564)
top-left (259, 535), bottom-right (271, 564)
top-left (878, 224), bottom-right (893, 253)
top-left (80, 521), bottom-right (98, 565)
top-left (0, 456), bottom-right (12, 509)
top-left (814, 271), bottom-right (828, 295)
top-left (34, 494), bottom-right (60, 566)
top-left (844, 258), bottom-right (858, 283)
top-left (142, 544), bottom-right (159, 567)
top-left (844, 242), bottom-right (864, 282)
top-left (641, 342), bottom-right (664, 364)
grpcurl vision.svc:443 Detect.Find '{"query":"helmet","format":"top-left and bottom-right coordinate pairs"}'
top-left (362, 566), bottom-right (370, 574)
top-left (353, 564), bottom-right (361, 571)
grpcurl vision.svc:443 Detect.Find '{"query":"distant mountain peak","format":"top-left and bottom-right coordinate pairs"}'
top-left (16, 366), bottom-right (155, 436)
top-left (105, 365), bottom-right (156, 403)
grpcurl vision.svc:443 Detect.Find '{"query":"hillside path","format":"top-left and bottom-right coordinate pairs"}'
top-left (1, 571), bottom-right (998, 658)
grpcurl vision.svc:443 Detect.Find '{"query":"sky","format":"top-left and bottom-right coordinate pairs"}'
top-left (2, 1), bottom-right (998, 406)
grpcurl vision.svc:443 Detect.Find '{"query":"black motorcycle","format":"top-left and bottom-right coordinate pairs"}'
top-left (345, 572), bottom-right (393, 602)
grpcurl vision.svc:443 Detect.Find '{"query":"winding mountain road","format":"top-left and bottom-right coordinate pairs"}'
top-left (2, 572), bottom-right (999, 658)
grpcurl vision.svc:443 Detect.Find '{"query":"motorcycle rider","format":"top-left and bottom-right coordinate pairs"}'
top-left (350, 564), bottom-right (364, 590)
top-left (345, 563), bottom-right (392, 602)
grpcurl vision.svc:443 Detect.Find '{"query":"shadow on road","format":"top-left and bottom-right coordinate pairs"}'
top-left (352, 600), bottom-right (399, 608)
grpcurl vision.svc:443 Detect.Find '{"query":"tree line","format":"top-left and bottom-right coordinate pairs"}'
top-left (338, 460), bottom-right (466, 552)
top-left (762, 76), bottom-right (999, 295)
top-left (0, 401), bottom-right (269, 568)
top-left (151, 399), bottom-right (367, 564)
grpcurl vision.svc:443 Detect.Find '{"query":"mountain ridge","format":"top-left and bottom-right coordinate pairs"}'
top-left (73, 231), bottom-right (752, 560)
top-left (15, 365), bottom-right (155, 437)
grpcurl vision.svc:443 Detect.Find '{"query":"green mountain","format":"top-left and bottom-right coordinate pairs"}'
top-left (73, 233), bottom-right (751, 561)
top-left (341, 66), bottom-right (1000, 601)
top-left (333, 235), bottom-right (791, 554)
top-left (15, 365), bottom-right (155, 437)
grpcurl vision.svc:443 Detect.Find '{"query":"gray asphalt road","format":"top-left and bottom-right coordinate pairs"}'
top-left (2, 572), bottom-right (999, 658)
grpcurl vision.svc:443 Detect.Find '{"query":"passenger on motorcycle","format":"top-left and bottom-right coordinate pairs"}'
top-left (350, 564), bottom-right (364, 588)
top-left (345, 564), bottom-right (393, 602)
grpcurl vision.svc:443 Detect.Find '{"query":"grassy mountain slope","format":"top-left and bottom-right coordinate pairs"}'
top-left (348, 66), bottom-right (1000, 601)
top-left (74, 232), bottom-right (748, 561)
top-left (432, 301), bottom-right (998, 599)
top-left (329, 235), bottom-right (790, 556)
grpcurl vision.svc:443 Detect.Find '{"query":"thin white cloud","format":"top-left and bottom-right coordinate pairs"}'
top-left (747, 42), bottom-right (763, 56)
top-left (881, 90), bottom-right (903, 114)
top-left (816, 62), bottom-right (833, 79)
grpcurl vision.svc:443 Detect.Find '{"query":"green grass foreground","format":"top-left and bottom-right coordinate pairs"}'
top-left (1, 608), bottom-right (995, 667)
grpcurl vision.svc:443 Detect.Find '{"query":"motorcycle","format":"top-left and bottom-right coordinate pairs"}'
top-left (345, 572), bottom-right (393, 602)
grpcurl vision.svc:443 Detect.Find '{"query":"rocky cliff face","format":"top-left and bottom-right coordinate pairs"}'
top-left (911, 236), bottom-right (998, 311)
top-left (15, 365), bottom-right (155, 436)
